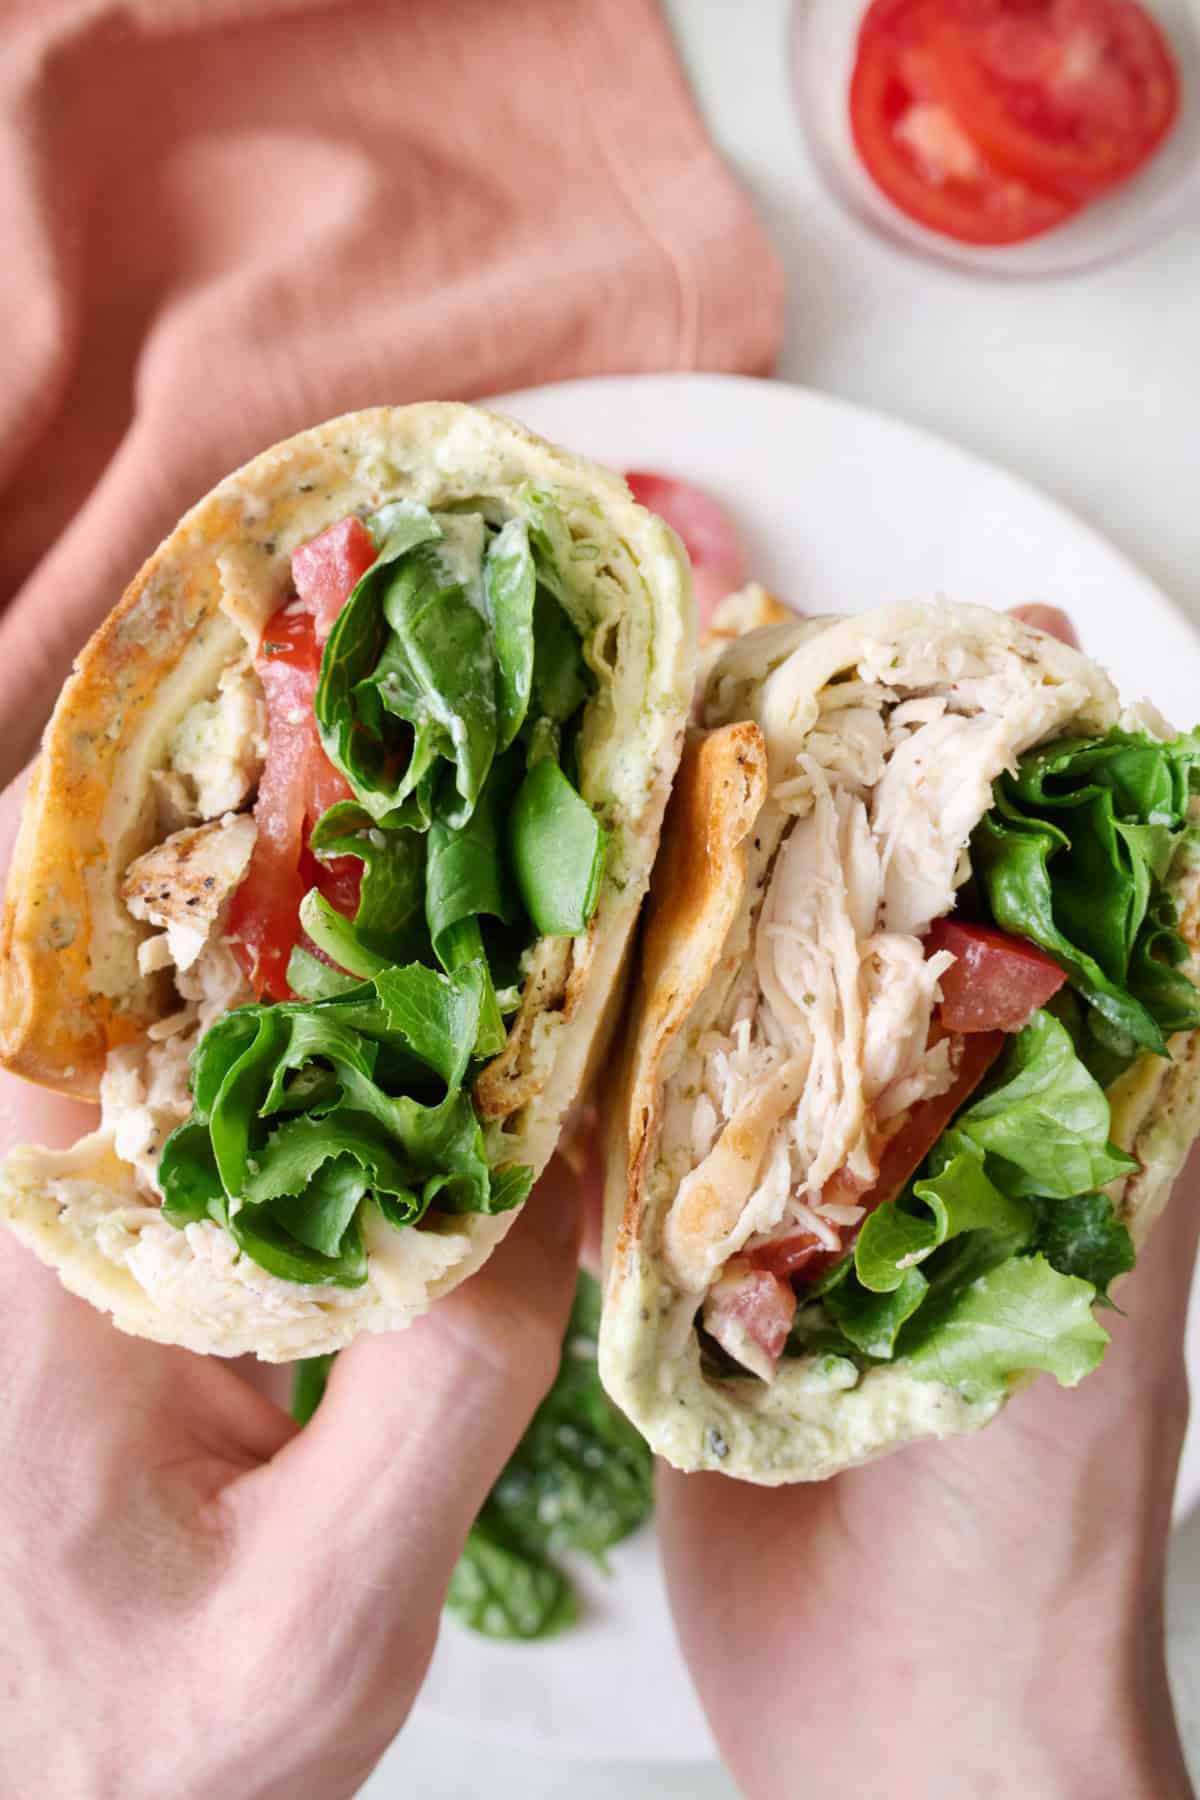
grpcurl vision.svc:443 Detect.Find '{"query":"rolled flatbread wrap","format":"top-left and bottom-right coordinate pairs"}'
top-left (601, 599), bottom-right (1200, 1482)
top-left (0, 404), bottom-right (694, 1359)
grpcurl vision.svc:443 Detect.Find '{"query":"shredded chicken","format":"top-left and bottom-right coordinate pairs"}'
top-left (661, 629), bottom-right (1089, 1371)
top-left (100, 941), bottom-right (253, 1198)
top-left (124, 814), bottom-right (256, 973)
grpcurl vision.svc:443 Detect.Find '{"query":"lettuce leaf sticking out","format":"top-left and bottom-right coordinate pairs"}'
top-left (798, 1011), bottom-right (1136, 1393)
top-left (426, 752), bottom-right (523, 1057)
top-left (949, 1010), bottom-right (1136, 1198)
top-left (973, 728), bottom-right (1200, 1058)
top-left (509, 759), bottom-right (609, 937)
top-left (445, 1522), bottom-right (578, 1642)
top-left (158, 963), bottom-right (533, 1288)
top-left (899, 1255), bottom-right (1110, 1401)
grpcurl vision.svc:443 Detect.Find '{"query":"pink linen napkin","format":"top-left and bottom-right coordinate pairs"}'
top-left (0, 0), bottom-right (784, 779)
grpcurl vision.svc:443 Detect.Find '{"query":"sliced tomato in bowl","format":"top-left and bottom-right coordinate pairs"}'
top-left (927, 0), bottom-right (1180, 203)
top-left (850, 0), bottom-right (1080, 243)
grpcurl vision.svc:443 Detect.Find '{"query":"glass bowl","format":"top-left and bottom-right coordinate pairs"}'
top-left (790, 0), bottom-right (1200, 277)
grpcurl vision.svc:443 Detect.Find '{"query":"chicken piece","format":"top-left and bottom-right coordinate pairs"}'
top-left (123, 813), bottom-right (256, 973)
top-left (663, 1057), bottom-right (808, 1294)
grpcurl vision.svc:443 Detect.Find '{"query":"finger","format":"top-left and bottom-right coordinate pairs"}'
top-left (0, 759), bottom-right (34, 881)
top-left (1009, 603), bottom-right (1080, 648)
top-left (229, 1160), bottom-right (582, 1605)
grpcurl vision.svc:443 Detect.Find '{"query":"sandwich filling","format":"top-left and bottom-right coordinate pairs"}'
top-left (658, 628), bottom-right (1200, 1396)
top-left (100, 498), bottom-right (618, 1291)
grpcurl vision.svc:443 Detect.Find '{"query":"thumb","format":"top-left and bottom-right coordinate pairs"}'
top-left (226, 1159), bottom-right (582, 1638)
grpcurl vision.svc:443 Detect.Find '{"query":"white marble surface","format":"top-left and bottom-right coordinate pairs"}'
top-left (373, 1), bottom-right (1200, 1792)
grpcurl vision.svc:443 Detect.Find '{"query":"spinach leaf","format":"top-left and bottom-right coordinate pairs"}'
top-left (485, 519), bottom-right (536, 752)
top-left (529, 584), bottom-right (592, 725)
top-left (488, 1348), bottom-right (654, 1567)
top-left (315, 508), bottom-right (497, 831)
top-left (218, 1192), bottom-right (369, 1288)
top-left (824, 1267), bottom-right (929, 1358)
top-left (426, 753), bottom-right (522, 1055)
top-left (973, 729), bottom-right (1200, 1053)
top-left (446, 1274), bottom-right (653, 1641)
top-left (290, 1353), bottom-right (335, 1426)
top-left (358, 533), bottom-right (496, 829)
top-left (286, 947), bottom-right (360, 1002)
top-left (854, 1136), bottom-right (1033, 1294)
top-left (485, 1164), bottom-right (537, 1216)
top-left (314, 505), bottom-right (443, 826)
top-left (953, 1011), bottom-right (1136, 1198)
top-left (799, 1009), bottom-right (1136, 1398)
top-left (1027, 1191), bottom-right (1135, 1303)
top-left (445, 1519), bottom-right (577, 1641)
top-left (307, 800), bottom-right (428, 967)
top-left (509, 759), bottom-right (608, 937)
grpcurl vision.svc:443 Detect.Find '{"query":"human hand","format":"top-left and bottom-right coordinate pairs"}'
top-left (658, 600), bottom-right (1197, 1800)
top-left (659, 1154), bottom-right (1197, 1799)
top-left (0, 775), bottom-right (582, 1800)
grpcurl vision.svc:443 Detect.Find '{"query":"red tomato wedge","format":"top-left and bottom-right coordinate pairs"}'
top-left (850, 0), bottom-right (1079, 243)
top-left (229, 524), bottom-right (376, 1000)
top-left (625, 471), bottom-right (746, 621)
top-left (706, 1263), bottom-right (798, 1370)
top-left (291, 517), bottom-right (377, 643)
top-left (1008, 602), bottom-right (1080, 647)
top-left (750, 1030), bottom-right (1006, 1283)
top-left (928, 0), bottom-right (1179, 203)
top-left (926, 917), bottom-right (1066, 1032)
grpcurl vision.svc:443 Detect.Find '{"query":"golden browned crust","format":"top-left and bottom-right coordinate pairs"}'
top-left (0, 540), bottom-right (242, 1095)
top-left (614, 721), bottom-right (768, 1271)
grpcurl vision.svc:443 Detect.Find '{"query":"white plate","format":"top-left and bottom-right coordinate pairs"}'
top-left (410, 371), bottom-right (1200, 1763)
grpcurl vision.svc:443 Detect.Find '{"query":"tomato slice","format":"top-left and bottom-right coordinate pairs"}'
top-left (850, 0), bottom-right (1079, 244)
top-left (926, 917), bottom-right (1066, 1032)
top-left (291, 517), bottom-right (377, 643)
top-left (928, 0), bottom-right (1179, 203)
top-left (229, 522), bottom-right (375, 1000)
top-left (625, 471), bottom-right (746, 621)
top-left (705, 1261), bottom-right (798, 1374)
top-left (1008, 602), bottom-right (1079, 647)
top-left (750, 1030), bottom-right (1006, 1282)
